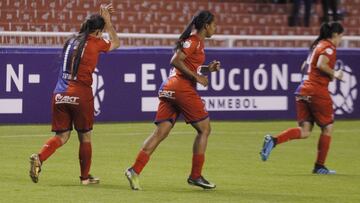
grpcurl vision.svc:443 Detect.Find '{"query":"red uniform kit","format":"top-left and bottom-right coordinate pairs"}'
top-left (52, 35), bottom-right (110, 132)
top-left (295, 40), bottom-right (337, 127)
top-left (156, 34), bottom-right (208, 124)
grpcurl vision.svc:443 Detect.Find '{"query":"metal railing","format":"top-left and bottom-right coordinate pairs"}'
top-left (1, 31), bottom-right (359, 48)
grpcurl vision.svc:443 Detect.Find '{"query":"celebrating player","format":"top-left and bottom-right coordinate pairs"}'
top-left (125, 10), bottom-right (220, 190)
top-left (29, 4), bottom-right (120, 184)
top-left (260, 22), bottom-right (344, 174)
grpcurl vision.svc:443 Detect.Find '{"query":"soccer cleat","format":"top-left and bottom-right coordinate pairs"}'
top-left (187, 176), bottom-right (216, 189)
top-left (29, 154), bottom-right (42, 183)
top-left (260, 134), bottom-right (275, 161)
top-left (80, 174), bottom-right (100, 185)
top-left (125, 167), bottom-right (141, 190)
top-left (313, 164), bottom-right (336, 175)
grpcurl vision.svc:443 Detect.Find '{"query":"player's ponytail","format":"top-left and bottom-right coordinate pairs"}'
top-left (61, 14), bottom-right (105, 78)
top-left (174, 10), bottom-right (214, 51)
top-left (310, 21), bottom-right (344, 50)
top-left (175, 17), bottom-right (195, 51)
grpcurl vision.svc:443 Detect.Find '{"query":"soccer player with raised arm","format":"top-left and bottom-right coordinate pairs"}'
top-left (29, 4), bottom-right (120, 185)
top-left (125, 10), bottom-right (221, 190)
top-left (260, 22), bottom-right (344, 174)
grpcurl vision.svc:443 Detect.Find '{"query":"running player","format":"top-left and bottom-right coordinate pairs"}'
top-left (125, 10), bottom-right (220, 190)
top-left (29, 4), bottom-right (120, 184)
top-left (260, 22), bottom-right (344, 174)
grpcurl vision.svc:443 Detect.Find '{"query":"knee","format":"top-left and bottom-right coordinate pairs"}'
top-left (78, 131), bottom-right (92, 143)
top-left (153, 130), bottom-right (170, 141)
top-left (58, 136), bottom-right (68, 145)
top-left (322, 128), bottom-right (332, 135)
top-left (81, 134), bottom-right (91, 143)
top-left (56, 132), bottom-right (70, 145)
top-left (300, 128), bottom-right (312, 139)
top-left (301, 131), bottom-right (311, 139)
top-left (158, 132), bottom-right (169, 141)
top-left (198, 125), bottom-right (211, 137)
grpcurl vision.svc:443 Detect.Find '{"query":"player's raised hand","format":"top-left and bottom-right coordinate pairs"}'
top-left (103, 3), bottom-right (115, 14)
top-left (208, 60), bottom-right (221, 72)
top-left (100, 3), bottom-right (114, 22)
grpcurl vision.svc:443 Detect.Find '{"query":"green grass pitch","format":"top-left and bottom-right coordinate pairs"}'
top-left (0, 120), bottom-right (359, 203)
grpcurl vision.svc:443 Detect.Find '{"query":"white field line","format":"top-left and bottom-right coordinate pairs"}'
top-left (0, 129), bottom-right (358, 138)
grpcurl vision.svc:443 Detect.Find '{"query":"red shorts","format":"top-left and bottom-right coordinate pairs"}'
top-left (51, 93), bottom-right (94, 132)
top-left (155, 88), bottom-right (209, 124)
top-left (296, 95), bottom-right (334, 127)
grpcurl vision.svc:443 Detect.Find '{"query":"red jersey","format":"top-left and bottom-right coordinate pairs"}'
top-left (156, 34), bottom-right (208, 124)
top-left (296, 40), bottom-right (337, 98)
top-left (161, 34), bottom-right (205, 91)
top-left (54, 35), bottom-right (111, 95)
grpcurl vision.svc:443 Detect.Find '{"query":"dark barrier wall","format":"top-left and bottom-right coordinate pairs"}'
top-left (0, 48), bottom-right (359, 123)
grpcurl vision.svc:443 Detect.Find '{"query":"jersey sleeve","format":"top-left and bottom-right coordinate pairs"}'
top-left (181, 37), bottom-right (198, 56)
top-left (97, 38), bottom-right (111, 52)
top-left (319, 45), bottom-right (335, 60)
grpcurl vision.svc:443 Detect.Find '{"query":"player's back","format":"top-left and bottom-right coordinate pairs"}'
top-left (296, 40), bottom-right (337, 97)
top-left (54, 35), bottom-right (110, 95)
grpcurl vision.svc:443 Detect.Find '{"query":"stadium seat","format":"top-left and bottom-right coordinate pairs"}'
top-left (0, 0), bottom-right (358, 47)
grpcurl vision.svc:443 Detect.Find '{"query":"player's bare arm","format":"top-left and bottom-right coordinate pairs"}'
top-left (200, 60), bottom-right (221, 74)
top-left (100, 4), bottom-right (120, 51)
top-left (170, 49), bottom-right (209, 87)
top-left (317, 55), bottom-right (343, 80)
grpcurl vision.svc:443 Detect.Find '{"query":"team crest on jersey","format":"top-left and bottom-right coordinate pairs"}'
top-left (183, 40), bottom-right (191, 48)
top-left (325, 48), bottom-right (334, 55)
top-left (92, 68), bottom-right (105, 116)
top-left (329, 60), bottom-right (358, 115)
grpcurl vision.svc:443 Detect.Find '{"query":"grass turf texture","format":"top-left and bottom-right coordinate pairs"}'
top-left (0, 120), bottom-right (359, 203)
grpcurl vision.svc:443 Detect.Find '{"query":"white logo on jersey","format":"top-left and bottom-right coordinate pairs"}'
top-left (329, 60), bottom-right (358, 115)
top-left (325, 48), bottom-right (334, 55)
top-left (158, 90), bottom-right (175, 99)
top-left (92, 68), bottom-right (105, 116)
top-left (55, 94), bottom-right (80, 105)
top-left (183, 40), bottom-right (191, 48)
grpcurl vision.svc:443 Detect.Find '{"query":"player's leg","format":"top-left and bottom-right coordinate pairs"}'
top-left (29, 131), bottom-right (70, 183)
top-left (125, 121), bottom-right (173, 190)
top-left (312, 96), bottom-right (335, 174)
top-left (303, 0), bottom-right (312, 27)
top-left (313, 124), bottom-right (335, 174)
top-left (178, 89), bottom-right (215, 189)
top-left (321, 0), bottom-right (330, 22)
top-left (125, 99), bottom-right (176, 190)
top-left (260, 97), bottom-right (313, 161)
top-left (29, 97), bottom-right (72, 183)
top-left (288, 0), bottom-right (301, 26)
top-left (77, 130), bottom-right (99, 185)
top-left (187, 117), bottom-right (216, 189)
top-left (73, 95), bottom-right (98, 184)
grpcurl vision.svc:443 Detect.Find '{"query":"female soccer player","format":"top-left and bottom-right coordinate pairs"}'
top-left (260, 22), bottom-right (344, 174)
top-left (29, 4), bottom-right (120, 185)
top-left (125, 10), bottom-right (220, 190)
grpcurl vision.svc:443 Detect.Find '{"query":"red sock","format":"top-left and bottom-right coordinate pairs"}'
top-left (275, 127), bottom-right (302, 145)
top-left (79, 142), bottom-right (92, 180)
top-left (316, 134), bottom-right (331, 166)
top-left (190, 154), bottom-right (205, 179)
top-left (38, 136), bottom-right (63, 162)
top-left (132, 150), bottom-right (150, 175)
